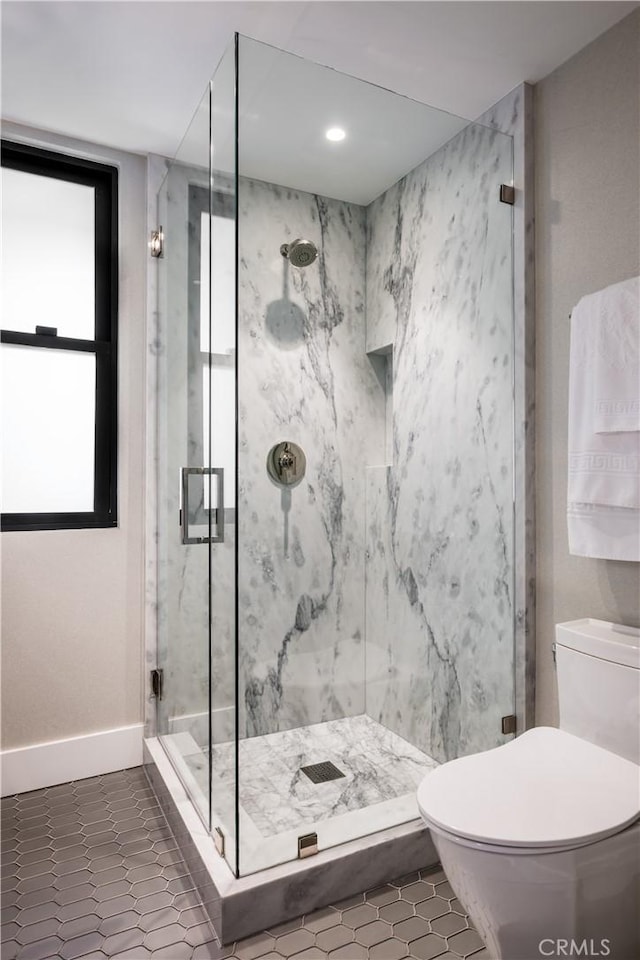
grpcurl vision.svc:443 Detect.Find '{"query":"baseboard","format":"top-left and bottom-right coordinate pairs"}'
top-left (0, 723), bottom-right (144, 796)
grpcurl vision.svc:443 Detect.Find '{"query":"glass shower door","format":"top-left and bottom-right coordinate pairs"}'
top-left (205, 39), bottom-right (238, 877)
top-left (155, 37), bottom-right (238, 877)
top-left (155, 86), bottom-right (213, 831)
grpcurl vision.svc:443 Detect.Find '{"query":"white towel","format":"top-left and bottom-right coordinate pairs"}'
top-left (593, 277), bottom-right (640, 433)
top-left (568, 278), bottom-right (640, 561)
top-left (568, 503), bottom-right (640, 562)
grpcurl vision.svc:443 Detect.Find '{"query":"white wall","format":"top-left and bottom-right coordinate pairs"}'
top-left (534, 9), bottom-right (640, 726)
top-left (1, 123), bottom-right (147, 753)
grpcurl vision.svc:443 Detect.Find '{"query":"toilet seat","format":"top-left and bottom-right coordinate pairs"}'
top-left (419, 812), bottom-right (640, 856)
top-left (417, 727), bottom-right (640, 851)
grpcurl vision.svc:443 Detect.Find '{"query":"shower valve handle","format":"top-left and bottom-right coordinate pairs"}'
top-left (267, 441), bottom-right (306, 487)
top-left (277, 446), bottom-right (296, 477)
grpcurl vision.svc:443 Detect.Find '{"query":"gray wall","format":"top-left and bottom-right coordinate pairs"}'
top-left (534, 9), bottom-right (640, 726)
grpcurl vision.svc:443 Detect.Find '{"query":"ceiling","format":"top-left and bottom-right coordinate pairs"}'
top-left (2, 1), bottom-right (638, 197)
top-left (167, 36), bottom-right (472, 204)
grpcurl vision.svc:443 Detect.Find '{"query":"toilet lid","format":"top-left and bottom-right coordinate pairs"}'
top-left (417, 727), bottom-right (640, 849)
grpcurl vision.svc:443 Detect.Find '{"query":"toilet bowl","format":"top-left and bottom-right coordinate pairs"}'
top-left (417, 620), bottom-right (640, 960)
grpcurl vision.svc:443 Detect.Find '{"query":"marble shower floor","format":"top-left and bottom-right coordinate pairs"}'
top-left (164, 715), bottom-right (438, 872)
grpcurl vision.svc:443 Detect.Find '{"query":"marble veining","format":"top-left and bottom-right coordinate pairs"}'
top-left (237, 178), bottom-right (384, 738)
top-left (147, 735), bottom-right (438, 941)
top-left (180, 714), bottom-right (437, 838)
top-left (478, 84), bottom-right (537, 732)
top-left (365, 118), bottom-right (516, 763)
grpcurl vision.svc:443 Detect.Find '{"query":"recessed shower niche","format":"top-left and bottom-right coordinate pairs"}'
top-left (146, 32), bottom-right (529, 942)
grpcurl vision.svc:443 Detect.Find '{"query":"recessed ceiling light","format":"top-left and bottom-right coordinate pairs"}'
top-left (326, 127), bottom-right (346, 142)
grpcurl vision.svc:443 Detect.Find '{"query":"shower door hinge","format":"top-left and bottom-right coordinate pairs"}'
top-left (499, 184), bottom-right (515, 205)
top-left (150, 668), bottom-right (164, 700)
top-left (149, 226), bottom-right (164, 258)
top-left (214, 827), bottom-right (225, 858)
top-left (501, 714), bottom-right (517, 735)
top-left (298, 832), bottom-right (318, 859)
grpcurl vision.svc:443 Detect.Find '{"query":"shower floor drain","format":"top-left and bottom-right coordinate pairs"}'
top-left (301, 761), bottom-right (346, 784)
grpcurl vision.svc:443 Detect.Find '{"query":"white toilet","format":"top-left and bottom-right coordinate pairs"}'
top-left (417, 619), bottom-right (640, 960)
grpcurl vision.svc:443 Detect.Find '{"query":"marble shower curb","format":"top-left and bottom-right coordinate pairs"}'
top-left (144, 737), bottom-right (438, 944)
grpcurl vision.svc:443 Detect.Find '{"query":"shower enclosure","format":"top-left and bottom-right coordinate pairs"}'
top-left (152, 34), bottom-right (516, 884)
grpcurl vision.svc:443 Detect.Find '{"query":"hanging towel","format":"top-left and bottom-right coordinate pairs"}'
top-left (567, 277), bottom-right (640, 561)
top-left (593, 277), bottom-right (640, 433)
top-left (568, 503), bottom-right (640, 561)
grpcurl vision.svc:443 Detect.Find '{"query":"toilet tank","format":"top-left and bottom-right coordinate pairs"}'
top-left (555, 619), bottom-right (640, 765)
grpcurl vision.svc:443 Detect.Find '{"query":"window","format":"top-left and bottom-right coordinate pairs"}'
top-left (1, 141), bottom-right (118, 531)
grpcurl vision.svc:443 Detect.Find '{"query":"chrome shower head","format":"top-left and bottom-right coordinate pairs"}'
top-left (280, 238), bottom-right (318, 268)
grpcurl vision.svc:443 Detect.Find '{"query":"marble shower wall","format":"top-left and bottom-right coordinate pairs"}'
top-left (237, 178), bottom-right (384, 737)
top-left (478, 84), bottom-right (536, 734)
top-left (365, 120), bottom-right (516, 763)
top-left (154, 164), bottom-right (385, 746)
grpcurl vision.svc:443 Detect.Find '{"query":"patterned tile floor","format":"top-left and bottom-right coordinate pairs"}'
top-left (0, 767), bottom-right (490, 960)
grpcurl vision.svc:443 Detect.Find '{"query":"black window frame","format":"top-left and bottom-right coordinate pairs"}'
top-left (1, 140), bottom-right (118, 532)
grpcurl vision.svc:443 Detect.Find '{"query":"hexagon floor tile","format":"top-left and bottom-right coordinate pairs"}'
top-left (0, 768), bottom-right (490, 959)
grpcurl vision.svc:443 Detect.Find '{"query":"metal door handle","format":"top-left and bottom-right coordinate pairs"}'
top-left (181, 467), bottom-right (224, 544)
